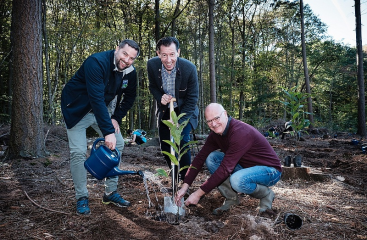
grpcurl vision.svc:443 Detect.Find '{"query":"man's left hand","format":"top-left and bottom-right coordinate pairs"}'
top-left (111, 119), bottom-right (120, 134)
top-left (184, 188), bottom-right (205, 206)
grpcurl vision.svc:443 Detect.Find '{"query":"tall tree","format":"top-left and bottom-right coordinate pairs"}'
top-left (208, 0), bottom-right (216, 102)
top-left (8, 0), bottom-right (46, 158)
top-left (42, 0), bottom-right (54, 125)
top-left (300, 0), bottom-right (313, 124)
top-left (355, 0), bottom-right (365, 137)
top-left (0, 0), bottom-right (12, 123)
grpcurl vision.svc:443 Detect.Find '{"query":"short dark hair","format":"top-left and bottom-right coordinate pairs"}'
top-left (156, 37), bottom-right (180, 52)
top-left (119, 39), bottom-right (140, 58)
top-left (127, 129), bottom-right (132, 134)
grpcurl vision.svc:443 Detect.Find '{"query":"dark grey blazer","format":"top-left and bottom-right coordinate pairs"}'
top-left (147, 56), bottom-right (199, 129)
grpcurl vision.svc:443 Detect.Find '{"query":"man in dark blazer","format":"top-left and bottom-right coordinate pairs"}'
top-left (61, 39), bottom-right (140, 215)
top-left (148, 37), bottom-right (199, 182)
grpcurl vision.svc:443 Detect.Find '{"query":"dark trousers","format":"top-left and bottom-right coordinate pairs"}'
top-left (159, 108), bottom-right (192, 181)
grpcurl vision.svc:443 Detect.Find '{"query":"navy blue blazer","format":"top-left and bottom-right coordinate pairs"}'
top-left (61, 50), bottom-right (137, 136)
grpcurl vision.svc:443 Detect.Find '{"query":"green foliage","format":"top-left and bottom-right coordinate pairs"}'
top-left (155, 111), bottom-right (197, 178)
top-left (280, 86), bottom-right (312, 140)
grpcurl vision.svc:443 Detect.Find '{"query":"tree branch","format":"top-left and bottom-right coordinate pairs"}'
top-left (23, 190), bottom-right (71, 215)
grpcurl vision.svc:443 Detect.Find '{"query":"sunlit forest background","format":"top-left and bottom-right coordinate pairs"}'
top-left (0, 0), bottom-right (366, 137)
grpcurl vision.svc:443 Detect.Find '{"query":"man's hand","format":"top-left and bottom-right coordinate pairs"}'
top-left (184, 188), bottom-right (206, 206)
top-left (175, 183), bottom-right (189, 206)
top-left (111, 119), bottom-right (120, 134)
top-left (161, 94), bottom-right (172, 105)
top-left (104, 133), bottom-right (116, 150)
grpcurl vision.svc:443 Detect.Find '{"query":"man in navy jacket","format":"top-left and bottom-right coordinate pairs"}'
top-left (61, 39), bottom-right (140, 215)
top-left (148, 37), bottom-right (199, 182)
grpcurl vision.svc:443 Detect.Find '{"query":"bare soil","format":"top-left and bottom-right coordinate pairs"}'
top-left (0, 125), bottom-right (366, 240)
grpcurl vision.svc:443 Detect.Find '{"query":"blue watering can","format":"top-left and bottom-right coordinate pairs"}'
top-left (84, 138), bottom-right (143, 180)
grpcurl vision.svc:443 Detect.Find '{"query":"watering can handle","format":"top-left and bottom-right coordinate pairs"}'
top-left (92, 138), bottom-right (120, 157)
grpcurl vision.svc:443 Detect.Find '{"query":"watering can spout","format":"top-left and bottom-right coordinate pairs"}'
top-left (105, 168), bottom-right (143, 178)
top-left (137, 170), bottom-right (144, 177)
top-left (84, 138), bottom-right (144, 180)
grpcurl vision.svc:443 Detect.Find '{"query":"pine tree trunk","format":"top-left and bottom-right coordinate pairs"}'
top-left (9, 0), bottom-right (46, 158)
top-left (208, 0), bottom-right (216, 103)
top-left (355, 0), bottom-right (366, 137)
top-left (300, 0), bottom-right (314, 125)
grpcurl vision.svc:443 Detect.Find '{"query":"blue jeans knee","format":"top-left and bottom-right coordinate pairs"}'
top-left (230, 166), bottom-right (281, 194)
top-left (205, 151), bottom-right (225, 174)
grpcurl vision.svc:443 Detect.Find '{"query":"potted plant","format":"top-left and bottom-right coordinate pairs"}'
top-left (280, 86), bottom-right (312, 167)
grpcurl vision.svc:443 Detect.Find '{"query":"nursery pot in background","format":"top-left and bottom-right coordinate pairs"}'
top-left (284, 213), bottom-right (303, 230)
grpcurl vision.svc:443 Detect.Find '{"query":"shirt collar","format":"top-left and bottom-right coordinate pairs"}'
top-left (161, 64), bottom-right (177, 75)
top-left (221, 116), bottom-right (232, 136)
top-left (113, 57), bottom-right (120, 72)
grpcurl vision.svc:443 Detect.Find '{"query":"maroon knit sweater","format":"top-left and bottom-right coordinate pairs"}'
top-left (184, 117), bottom-right (282, 193)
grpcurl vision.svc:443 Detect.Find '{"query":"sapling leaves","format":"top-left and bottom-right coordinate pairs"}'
top-left (280, 86), bottom-right (312, 140)
top-left (156, 111), bottom-right (198, 178)
top-left (156, 168), bottom-right (169, 177)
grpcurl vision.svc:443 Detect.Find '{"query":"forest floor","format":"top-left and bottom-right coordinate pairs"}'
top-left (0, 124), bottom-right (367, 240)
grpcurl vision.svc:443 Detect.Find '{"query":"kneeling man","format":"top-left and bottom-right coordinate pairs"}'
top-left (176, 103), bottom-right (282, 216)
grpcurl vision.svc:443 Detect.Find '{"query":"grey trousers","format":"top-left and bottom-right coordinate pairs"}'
top-left (66, 113), bottom-right (124, 200)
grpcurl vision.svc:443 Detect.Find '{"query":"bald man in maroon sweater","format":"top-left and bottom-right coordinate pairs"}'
top-left (176, 103), bottom-right (282, 216)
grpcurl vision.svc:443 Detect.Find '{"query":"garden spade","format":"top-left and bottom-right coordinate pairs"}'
top-left (164, 98), bottom-right (185, 217)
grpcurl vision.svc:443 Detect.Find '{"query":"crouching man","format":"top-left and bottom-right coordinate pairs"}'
top-left (175, 103), bottom-right (282, 216)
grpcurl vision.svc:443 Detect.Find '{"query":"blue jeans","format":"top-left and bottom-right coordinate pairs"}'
top-left (66, 113), bottom-right (124, 200)
top-left (206, 151), bottom-right (281, 194)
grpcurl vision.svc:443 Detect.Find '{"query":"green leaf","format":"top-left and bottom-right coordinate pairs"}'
top-left (179, 148), bottom-right (190, 159)
top-left (161, 151), bottom-right (179, 165)
top-left (162, 140), bottom-right (179, 154)
top-left (155, 168), bottom-right (169, 177)
top-left (162, 120), bottom-right (175, 129)
top-left (171, 111), bottom-right (178, 123)
top-left (182, 140), bottom-right (198, 149)
top-left (179, 165), bottom-right (190, 171)
top-left (177, 113), bottom-right (186, 119)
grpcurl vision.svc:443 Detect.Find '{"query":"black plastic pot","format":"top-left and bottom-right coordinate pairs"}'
top-left (284, 213), bottom-right (303, 230)
top-left (284, 156), bottom-right (291, 167)
top-left (293, 155), bottom-right (302, 167)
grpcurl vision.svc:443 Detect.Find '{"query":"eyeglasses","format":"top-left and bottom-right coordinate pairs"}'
top-left (205, 111), bottom-right (224, 125)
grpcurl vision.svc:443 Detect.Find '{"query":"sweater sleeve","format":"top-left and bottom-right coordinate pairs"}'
top-left (183, 133), bottom-right (219, 187)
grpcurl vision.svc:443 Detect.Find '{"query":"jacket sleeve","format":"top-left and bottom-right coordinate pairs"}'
top-left (177, 63), bottom-right (199, 125)
top-left (111, 70), bottom-right (137, 124)
top-left (147, 59), bottom-right (164, 106)
top-left (85, 57), bottom-right (115, 136)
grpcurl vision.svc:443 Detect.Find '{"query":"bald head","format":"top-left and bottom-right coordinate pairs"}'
top-left (205, 103), bottom-right (225, 117)
top-left (205, 103), bottom-right (228, 135)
